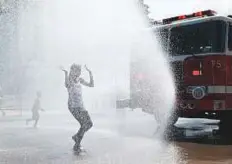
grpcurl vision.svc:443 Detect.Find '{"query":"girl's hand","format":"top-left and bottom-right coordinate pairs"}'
top-left (59, 66), bottom-right (68, 73)
top-left (85, 65), bottom-right (91, 72)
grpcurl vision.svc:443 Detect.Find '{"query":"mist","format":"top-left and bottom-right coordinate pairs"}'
top-left (0, 0), bottom-right (175, 121)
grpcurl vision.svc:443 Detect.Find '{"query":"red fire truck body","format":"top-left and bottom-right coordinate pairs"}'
top-left (117, 9), bottom-right (232, 126)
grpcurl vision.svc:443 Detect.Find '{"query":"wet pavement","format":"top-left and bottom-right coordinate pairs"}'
top-left (1, 110), bottom-right (232, 164)
top-left (170, 119), bottom-right (232, 164)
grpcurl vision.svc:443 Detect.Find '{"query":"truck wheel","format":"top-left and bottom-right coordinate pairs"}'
top-left (167, 112), bottom-right (179, 127)
top-left (219, 115), bottom-right (232, 135)
top-left (164, 114), bottom-right (179, 140)
top-left (154, 111), bottom-right (178, 127)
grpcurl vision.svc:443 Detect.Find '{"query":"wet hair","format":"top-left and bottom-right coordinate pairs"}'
top-left (69, 63), bottom-right (81, 82)
top-left (70, 63), bottom-right (81, 71)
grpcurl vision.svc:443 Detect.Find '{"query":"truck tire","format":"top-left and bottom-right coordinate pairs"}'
top-left (154, 111), bottom-right (179, 127)
top-left (167, 112), bottom-right (179, 127)
top-left (219, 115), bottom-right (232, 135)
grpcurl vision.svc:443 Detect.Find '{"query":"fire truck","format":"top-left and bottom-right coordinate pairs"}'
top-left (116, 9), bottom-right (232, 128)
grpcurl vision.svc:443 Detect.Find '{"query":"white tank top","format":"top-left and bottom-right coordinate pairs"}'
top-left (67, 78), bottom-right (84, 109)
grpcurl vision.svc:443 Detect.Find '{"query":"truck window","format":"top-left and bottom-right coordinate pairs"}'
top-left (169, 20), bottom-right (226, 56)
top-left (228, 24), bottom-right (232, 51)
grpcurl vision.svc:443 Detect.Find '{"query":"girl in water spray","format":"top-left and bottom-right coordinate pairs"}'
top-left (61, 64), bottom-right (94, 152)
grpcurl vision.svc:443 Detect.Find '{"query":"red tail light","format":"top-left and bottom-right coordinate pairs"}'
top-left (192, 70), bottom-right (202, 76)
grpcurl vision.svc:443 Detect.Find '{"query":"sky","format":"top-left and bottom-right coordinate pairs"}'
top-left (145, 0), bottom-right (231, 20)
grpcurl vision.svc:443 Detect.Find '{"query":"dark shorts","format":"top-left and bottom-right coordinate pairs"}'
top-left (69, 108), bottom-right (93, 128)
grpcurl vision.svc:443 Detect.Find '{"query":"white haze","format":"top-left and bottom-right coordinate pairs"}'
top-left (1, 0), bottom-right (230, 163)
top-left (0, 0), bottom-right (229, 142)
top-left (1, 1), bottom-right (178, 162)
top-left (12, 0), bottom-right (176, 122)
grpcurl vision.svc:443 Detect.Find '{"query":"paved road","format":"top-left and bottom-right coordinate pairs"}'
top-left (1, 109), bottom-right (232, 164)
